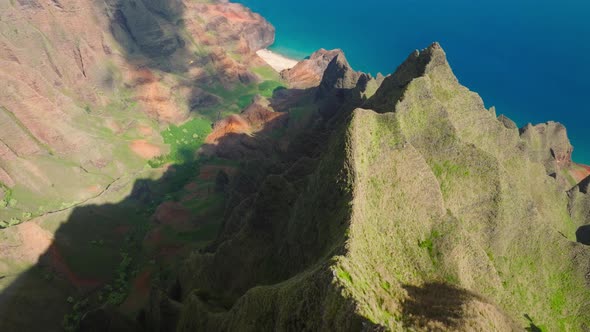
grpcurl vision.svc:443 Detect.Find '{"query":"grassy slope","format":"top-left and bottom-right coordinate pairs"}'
top-left (0, 79), bottom-right (158, 225)
top-left (334, 47), bottom-right (589, 330)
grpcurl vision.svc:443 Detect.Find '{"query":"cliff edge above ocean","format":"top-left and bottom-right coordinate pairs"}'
top-left (0, 1), bottom-right (589, 331)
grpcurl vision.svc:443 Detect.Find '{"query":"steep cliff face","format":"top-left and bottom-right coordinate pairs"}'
top-left (520, 122), bottom-right (573, 174)
top-left (518, 121), bottom-right (590, 189)
top-left (316, 52), bottom-right (364, 97)
top-left (154, 44), bottom-right (590, 331)
top-left (314, 52), bottom-right (378, 120)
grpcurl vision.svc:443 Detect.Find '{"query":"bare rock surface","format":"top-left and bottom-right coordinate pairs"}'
top-left (281, 49), bottom-right (342, 89)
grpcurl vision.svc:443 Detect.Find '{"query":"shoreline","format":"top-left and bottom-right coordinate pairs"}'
top-left (256, 48), bottom-right (299, 72)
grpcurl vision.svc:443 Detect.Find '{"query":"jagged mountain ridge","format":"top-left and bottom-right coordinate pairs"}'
top-left (148, 43), bottom-right (590, 331)
top-left (0, 0), bottom-right (589, 330)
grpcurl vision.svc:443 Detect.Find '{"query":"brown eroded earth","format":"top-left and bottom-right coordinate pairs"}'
top-left (12, 222), bottom-right (53, 264)
top-left (570, 163), bottom-right (590, 183)
top-left (130, 140), bottom-right (163, 159)
top-left (281, 48), bottom-right (343, 89)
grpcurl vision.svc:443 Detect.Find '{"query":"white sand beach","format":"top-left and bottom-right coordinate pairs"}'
top-left (256, 49), bottom-right (299, 72)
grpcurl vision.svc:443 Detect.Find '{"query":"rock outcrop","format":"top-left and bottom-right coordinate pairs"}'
top-left (314, 52), bottom-right (374, 119)
top-left (316, 52), bottom-right (364, 97)
top-left (579, 176), bottom-right (590, 194)
top-left (280, 48), bottom-right (342, 89)
top-left (497, 114), bottom-right (518, 130)
top-left (200, 97), bottom-right (288, 159)
top-left (365, 42), bottom-right (453, 113)
top-left (520, 121), bottom-right (574, 175)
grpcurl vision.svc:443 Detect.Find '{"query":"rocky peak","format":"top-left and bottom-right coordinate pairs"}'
top-left (519, 121), bottom-right (574, 177)
top-left (365, 42), bottom-right (454, 113)
top-left (390, 42), bottom-right (451, 84)
top-left (281, 48), bottom-right (342, 89)
top-left (309, 50), bottom-right (375, 119)
top-left (316, 51), bottom-right (362, 99)
top-left (497, 114), bottom-right (518, 130)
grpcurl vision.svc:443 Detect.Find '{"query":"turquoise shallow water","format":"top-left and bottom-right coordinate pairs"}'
top-left (234, 0), bottom-right (590, 164)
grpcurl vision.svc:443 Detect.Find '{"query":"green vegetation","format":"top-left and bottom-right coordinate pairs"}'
top-left (431, 160), bottom-right (470, 198)
top-left (0, 218), bottom-right (21, 229)
top-left (148, 117), bottom-right (212, 167)
top-left (148, 77), bottom-right (284, 168)
top-left (228, 80), bottom-right (284, 110)
top-left (103, 252), bottom-right (134, 305)
top-left (251, 66), bottom-right (282, 81)
top-left (335, 266), bottom-right (353, 284)
top-left (236, 94), bottom-right (255, 109)
top-left (0, 184), bottom-right (25, 226)
top-left (258, 80), bottom-right (284, 97)
top-left (0, 185), bottom-right (16, 210)
top-left (62, 298), bottom-right (89, 331)
top-left (417, 230), bottom-right (441, 263)
top-left (561, 168), bottom-right (578, 187)
top-left (61, 239), bottom-right (138, 331)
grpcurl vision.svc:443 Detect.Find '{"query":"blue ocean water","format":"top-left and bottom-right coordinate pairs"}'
top-left (234, 0), bottom-right (590, 164)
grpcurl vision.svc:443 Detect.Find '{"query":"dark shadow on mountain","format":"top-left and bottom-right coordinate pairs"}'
top-left (576, 225), bottom-right (590, 245)
top-left (0, 104), bottom-right (298, 331)
top-left (0, 157), bottom-right (200, 331)
top-left (577, 175), bottom-right (590, 194)
top-left (101, 0), bottom-right (274, 121)
top-left (105, 0), bottom-right (186, 70)
top-left (401, 282), bottom-right (480, 330)
top-left (0, 69), bottom-right (348, 330)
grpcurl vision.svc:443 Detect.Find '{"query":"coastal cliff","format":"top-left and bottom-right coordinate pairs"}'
top-left (0, 1), bottom-right (589, 331)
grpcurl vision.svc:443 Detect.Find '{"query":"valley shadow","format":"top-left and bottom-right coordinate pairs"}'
top-left (0, 94), bottom-right (309, 331)
top-left (2, 0), bottom-right (196, 313)
top-left (576, 225), bottom-right (590, 245)
top-left (105, 0), bottom-right (188, 72)
top-left (0, 156), bottom-right (199, 331)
